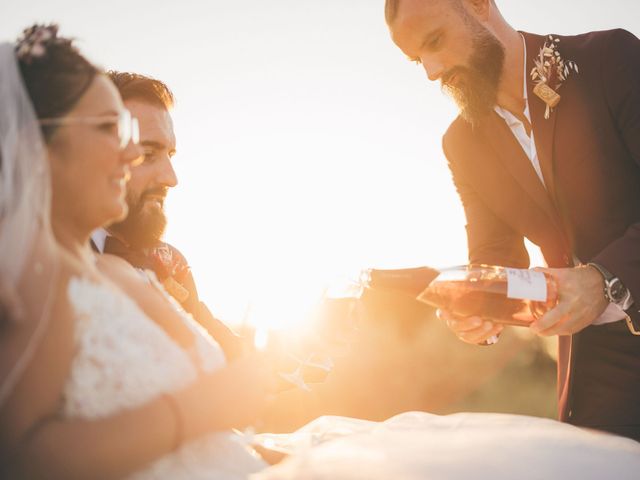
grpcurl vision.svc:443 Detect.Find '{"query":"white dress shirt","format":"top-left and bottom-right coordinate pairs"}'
top-left (91, 228), bottom-right (109, 254)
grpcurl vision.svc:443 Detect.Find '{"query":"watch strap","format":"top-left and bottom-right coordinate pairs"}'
top-left (588, 262), bottom-right (631, 308)
top-left (587, 262), bottom-right (614, 281)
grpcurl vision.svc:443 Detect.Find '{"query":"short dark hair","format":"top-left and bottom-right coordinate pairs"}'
top-left (107, 71), bottom-right (174, 110)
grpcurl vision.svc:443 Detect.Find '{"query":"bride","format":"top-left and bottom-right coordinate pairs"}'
top-left (1, 25), bottom-right (639, 480)
top-left (0, 25), bottom-right (273, 479)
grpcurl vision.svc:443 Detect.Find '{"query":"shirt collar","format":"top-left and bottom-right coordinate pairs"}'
top-left (91, 228), bottom-right (109, 254)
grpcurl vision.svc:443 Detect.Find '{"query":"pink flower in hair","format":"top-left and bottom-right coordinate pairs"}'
top-left (15, 24), bottom-right (60, 64)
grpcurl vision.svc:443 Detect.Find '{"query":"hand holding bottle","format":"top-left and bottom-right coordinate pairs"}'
top-left (364, 264), bottom-right (559, 345)
top-left (529, 265), bottom-right (609, 336)
top-left (417, 265), bottom-right (558, 326)
top-left (437, 309), bottom-right (504, 345)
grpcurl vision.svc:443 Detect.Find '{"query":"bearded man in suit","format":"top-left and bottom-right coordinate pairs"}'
top-left (92, 72), bottom-right (244, 360)
top-left (386, 0), bottom-right (640, 440)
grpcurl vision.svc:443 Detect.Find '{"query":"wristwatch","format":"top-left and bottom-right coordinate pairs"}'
top-left (587, 262), bottom-right (631, 309)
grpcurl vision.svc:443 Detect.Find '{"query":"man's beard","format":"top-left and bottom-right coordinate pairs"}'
top-left (441, 19), bottom-right (505, 126)
top-left (108, 187), bottom-right (168, 250)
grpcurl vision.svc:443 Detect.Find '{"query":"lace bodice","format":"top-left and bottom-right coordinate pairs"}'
top-left (63, 276), bottom-right (266, 479)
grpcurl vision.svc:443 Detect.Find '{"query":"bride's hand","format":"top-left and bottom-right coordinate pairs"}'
top-left (437, 309), bottom-right (503, 345)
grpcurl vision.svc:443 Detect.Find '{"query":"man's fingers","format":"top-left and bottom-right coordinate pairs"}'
top-left (437, 310), bottom-right (484, 331)
top-left (536, 305), bottom-right (593, 337)
top-left (530, 303), bottom-right (570, 335)
top-left (458, 321), bottom-right (503, 345)
top-left (535, 319), bottom-right (570, 337)
top-left (436, 308), bottom-right (456, 321)
top-left (438, 309), bottom-right (504, 344)
top-left (447, 316), bottom-right (484, 333)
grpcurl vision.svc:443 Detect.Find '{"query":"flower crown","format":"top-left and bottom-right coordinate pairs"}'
top-left (15, 24), bottom-right (63, 64)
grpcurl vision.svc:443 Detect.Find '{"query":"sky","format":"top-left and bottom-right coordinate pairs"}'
top-left (2, 0), bottom-right (639, 329)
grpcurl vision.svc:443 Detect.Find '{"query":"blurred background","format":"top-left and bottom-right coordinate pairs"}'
top-left (2, 0), bottom-right (638, 428)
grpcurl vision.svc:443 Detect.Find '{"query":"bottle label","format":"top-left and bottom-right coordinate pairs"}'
top-left (506, 268), bottom-right (547, 302)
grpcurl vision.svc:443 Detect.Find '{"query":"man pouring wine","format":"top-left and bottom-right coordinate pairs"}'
top-left (385, 0), bottom-right (640, 441)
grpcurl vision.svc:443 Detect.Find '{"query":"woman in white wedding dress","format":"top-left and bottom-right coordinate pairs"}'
top-left (1, 24), bottom-right (639, 480)
top-left (0, 25), bottom-right (273, 479)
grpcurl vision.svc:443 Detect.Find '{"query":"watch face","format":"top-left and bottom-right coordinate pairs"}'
top-left (608, 278), bottom-right (627, 303)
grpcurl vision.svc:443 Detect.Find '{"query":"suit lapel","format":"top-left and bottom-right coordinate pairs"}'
top-left (478, 111), bottom-right (562, 231)
top-left (524, 32), bottom-right (560, 205)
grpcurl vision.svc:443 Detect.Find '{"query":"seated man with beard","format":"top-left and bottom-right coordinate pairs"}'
top-left (91, 71), bottom-right (244, 360)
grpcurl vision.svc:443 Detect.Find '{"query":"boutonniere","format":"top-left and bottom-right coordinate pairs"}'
top-left (149, 244), bottom-right (190, 304)
top-left (530, 35), bottom-right (579, 119)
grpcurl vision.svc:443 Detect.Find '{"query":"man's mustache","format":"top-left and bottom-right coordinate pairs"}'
top-left (140, 187), bottom-right (169, 201)
top-left (441, 67), bottom-right (467, 89)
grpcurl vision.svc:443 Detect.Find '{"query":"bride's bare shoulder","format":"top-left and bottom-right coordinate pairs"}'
top-left (94, 254), bottom-right (160, 306)
top-left (95, 253), bottom-right (142, 282)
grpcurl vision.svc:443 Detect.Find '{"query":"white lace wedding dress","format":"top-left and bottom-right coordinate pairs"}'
top-left (63, 276), bottom-right (267, 479)
top-left (62, 276), bottom-right (640, 480)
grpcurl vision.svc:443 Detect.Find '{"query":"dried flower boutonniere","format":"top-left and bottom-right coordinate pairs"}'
top-left (530, 35), bottom-right (579, 119)
top-left (150, 244), bottom-right (191, 304)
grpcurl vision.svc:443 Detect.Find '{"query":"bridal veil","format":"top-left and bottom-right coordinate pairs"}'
top-left (0, 42), bottom-right (60, 409)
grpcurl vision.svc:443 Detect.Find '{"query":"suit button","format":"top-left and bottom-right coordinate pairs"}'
top-left (562, 254), bottom-right (570, 265)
